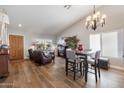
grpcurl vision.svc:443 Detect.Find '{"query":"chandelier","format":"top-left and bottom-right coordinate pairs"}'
top-left (85, 5), bottom-right (106, 30)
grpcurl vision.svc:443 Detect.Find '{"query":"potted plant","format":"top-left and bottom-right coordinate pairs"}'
top-left (65, 36), bottom-right (79, 50)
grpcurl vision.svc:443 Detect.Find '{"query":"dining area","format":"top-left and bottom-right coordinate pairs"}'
top-left (63, 36), bottom-right (101, 83)
top-left (65, 48), bottom-right (101, 83)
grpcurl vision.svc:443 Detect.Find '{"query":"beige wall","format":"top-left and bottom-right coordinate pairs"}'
top-left (57, 5), bottom-right (124, 68)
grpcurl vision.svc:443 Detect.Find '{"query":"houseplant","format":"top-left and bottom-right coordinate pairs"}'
top-left (65, 36), bottom-right (79, 50)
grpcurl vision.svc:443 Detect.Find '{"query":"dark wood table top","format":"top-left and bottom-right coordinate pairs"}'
top-left (76, 50), bottom-right (93, 56)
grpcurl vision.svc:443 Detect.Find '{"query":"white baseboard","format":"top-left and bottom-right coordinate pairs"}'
top-left (110, 65), bottom-right (124, 71)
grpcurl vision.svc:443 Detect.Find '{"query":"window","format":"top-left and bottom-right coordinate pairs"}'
top-left (90, 34), bottom-right (101, 52)
top-left (90, 29), bottom-right (124, 58)
top-left (102, 32), bottom-right (118, 57)
top-left (35, 39), bottom-right (53, 49)
top-left (36, 39), bottom-right (52, 45)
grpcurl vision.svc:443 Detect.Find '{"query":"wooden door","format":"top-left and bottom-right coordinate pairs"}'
top-left (9, 35), bottom-right (24, 60)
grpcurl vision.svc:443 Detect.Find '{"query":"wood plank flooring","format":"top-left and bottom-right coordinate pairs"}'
top-left (0, 57), bottom-right (124, 88)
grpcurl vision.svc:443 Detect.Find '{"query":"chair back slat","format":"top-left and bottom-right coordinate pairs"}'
top-left (66, 50), bottom-right (76, 61)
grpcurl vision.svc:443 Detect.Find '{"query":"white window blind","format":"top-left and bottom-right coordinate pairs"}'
top-left (90, 34), bottom-right (101, 52)
top-left (102, 32), bottom-right (118, 57)
top-left (90, 29), bottom-right (124, 58)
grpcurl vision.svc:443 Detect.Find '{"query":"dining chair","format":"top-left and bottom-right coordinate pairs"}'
top-left (65, 49), bottom-right (84, 80)
top-left (86, 50), bottom-right (101, 82)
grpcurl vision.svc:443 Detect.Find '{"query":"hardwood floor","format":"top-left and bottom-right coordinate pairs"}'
top-left (0, 57), bottom-right (124, 88)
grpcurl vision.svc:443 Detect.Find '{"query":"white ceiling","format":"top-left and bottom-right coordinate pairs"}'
top-left (0, 5), bottom-right (101, 36)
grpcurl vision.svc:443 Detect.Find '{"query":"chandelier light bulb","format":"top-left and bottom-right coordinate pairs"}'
top-left (93, 14), bottom-right (97, 20)
top-left (96, 11), bottom-right (100, 16)
top-left (86, 16), bottom-right (91, 21)
top-left (102, 14), bottom-right (107, 19)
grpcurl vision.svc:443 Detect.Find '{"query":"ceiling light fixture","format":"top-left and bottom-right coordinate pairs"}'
top-left (85, 5), bottom-right (107, 31)
top-left (18, 24), bottom-right (22, 27)
top-left (64, 5), bottom-right (71, 10)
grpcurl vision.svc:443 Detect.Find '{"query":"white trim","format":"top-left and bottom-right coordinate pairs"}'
top-left (110, 65), bottom-right (124, 71)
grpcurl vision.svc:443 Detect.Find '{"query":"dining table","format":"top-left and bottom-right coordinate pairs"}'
top-left (76, 49), bottom-right (93, 82)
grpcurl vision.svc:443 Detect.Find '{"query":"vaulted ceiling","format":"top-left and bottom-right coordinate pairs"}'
top-left (0, 5), bottom-right (101, 36)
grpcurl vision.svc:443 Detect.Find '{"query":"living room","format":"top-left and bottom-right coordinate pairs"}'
top-left (0, 3), bottom-right (124, 89)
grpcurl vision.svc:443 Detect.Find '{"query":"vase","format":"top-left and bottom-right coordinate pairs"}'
top-left (78, 44), bottom-right (83, 51)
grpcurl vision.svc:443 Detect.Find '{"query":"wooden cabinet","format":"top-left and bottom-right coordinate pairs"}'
top-left (0, 49), bottom-right (9, 77)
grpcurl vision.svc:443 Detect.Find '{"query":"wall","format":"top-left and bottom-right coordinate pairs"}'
top-left (57, 5), bottom-right (124, 68)
top-left (7, 29), bottom-right (56, 59)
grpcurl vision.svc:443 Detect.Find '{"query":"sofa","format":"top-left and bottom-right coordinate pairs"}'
top-left (28, 49), bottom-right (34, 60)
top-left (28, 49), bottom-right (53, 65)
